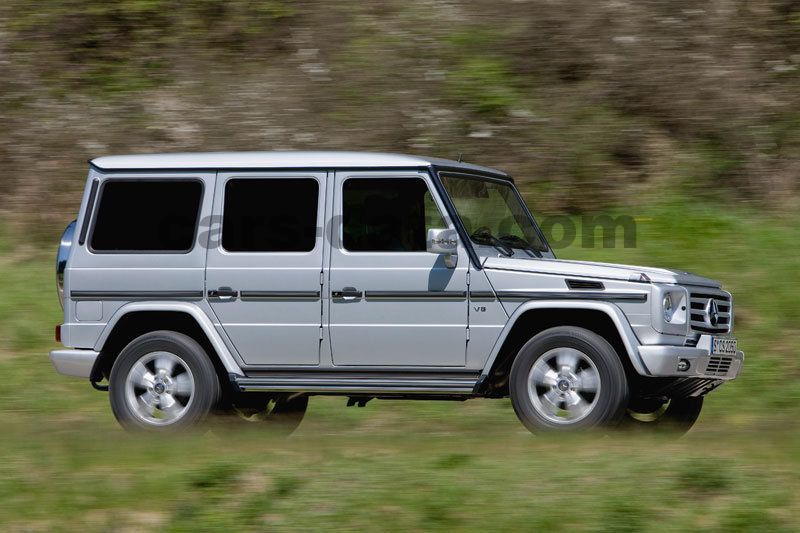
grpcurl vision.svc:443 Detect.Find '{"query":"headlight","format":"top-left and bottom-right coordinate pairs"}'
top-left (663, 294), bottom-right (674, 322)
top-left (652, 285), bottom-right (688, 334)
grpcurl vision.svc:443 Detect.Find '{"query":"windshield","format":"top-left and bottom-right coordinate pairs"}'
top-left (440, 174), bottom-right (549, 255)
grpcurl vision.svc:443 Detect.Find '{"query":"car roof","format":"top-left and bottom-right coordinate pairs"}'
top-left (90, 151), bottom-right (508, 177)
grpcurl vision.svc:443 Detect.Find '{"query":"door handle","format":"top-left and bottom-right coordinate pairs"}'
top-left (332, 287), bottom-right (362, 299)
top-left (208, 288), bottom-right (238, 300)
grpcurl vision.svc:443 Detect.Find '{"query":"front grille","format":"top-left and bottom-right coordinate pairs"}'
top-left (705, 356), bottom-right (734, 376)
top-left (689, 290), bottom-right (732, 334)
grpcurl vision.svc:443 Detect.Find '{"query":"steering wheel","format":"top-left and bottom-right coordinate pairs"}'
top-left (471, 226), bottom-right (493, 240)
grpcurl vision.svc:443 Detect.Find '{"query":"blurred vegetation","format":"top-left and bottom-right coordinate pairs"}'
top-left (1, 0), bottom-right (800, 235)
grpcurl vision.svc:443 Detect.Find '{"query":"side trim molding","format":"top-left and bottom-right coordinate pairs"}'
top-left (496, 290), bottom-right (647, 303)
top-left (364, 291), bottom-right (467, 300)
top-left (71, 290), bottom-right (204, 301)
top-left (240, 291), bottom-right (320, 300)
top-left (469, 291), bottom-right (496, 300)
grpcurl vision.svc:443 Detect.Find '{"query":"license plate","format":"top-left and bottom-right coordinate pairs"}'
top-left (712, 337), bottom-right (737, 356)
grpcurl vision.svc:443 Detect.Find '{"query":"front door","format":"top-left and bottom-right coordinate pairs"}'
top-left (206, 172), bottom-right (326, 366)
top-left (328, 171), bottom-right (468, 366)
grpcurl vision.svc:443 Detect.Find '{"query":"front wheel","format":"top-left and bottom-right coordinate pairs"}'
top-left (510, 326), bottom-right (629, 432)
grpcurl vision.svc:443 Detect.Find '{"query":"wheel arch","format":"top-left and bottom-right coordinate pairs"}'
top-left (477, 301), bottom-right (646, 395)
top-left (90, 302), bottom-right (244, 387)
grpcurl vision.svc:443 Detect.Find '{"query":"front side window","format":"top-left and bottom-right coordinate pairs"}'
top-left (343, 178), bottom-right (445, 252)
top-left (441, 174), bottom-right (548, 253)
top-left (91, 180), bottom-right (202, 252)
top-left (222, 178), bottom-right (318, 252)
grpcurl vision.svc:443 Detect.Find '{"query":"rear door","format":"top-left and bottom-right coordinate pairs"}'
top-left (205, 172), bottom-right (326, 366)
top-left (327, 171), bottom-right (469, 367)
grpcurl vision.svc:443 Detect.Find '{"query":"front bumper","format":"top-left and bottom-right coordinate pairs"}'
top-left (638, 335), bottom-right (743, 379)
top-left (50, 348), bottom-right (99, 378)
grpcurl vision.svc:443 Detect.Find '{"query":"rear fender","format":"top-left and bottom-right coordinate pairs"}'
top-left (94, 301), bottom-right (244, 376)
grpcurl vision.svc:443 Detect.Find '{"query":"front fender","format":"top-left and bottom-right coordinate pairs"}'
top-left (93, 301), bottom-right (244, 376)
top-left (479, 300), bottom-right (648, 379)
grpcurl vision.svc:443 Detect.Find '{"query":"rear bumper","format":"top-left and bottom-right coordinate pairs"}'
top-left (638, 335), bottom-right (743, 380)
top-left (50, 349), bottom-right (99, 378)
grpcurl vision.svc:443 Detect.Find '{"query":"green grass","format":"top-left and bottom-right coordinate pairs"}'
top-left (1, 197), bottom-right (800, 530)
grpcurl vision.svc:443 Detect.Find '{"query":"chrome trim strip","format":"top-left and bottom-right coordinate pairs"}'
top-left (242, 368), bottom-right (481, 376)
top-left (238, 384), bottom-right (475, 394)
top-left (240, 290), bottom-right (321, 300)
top-left (234, 376), bottom-right (477, 394)
top-left (364, 291), bottom-right (467, 300)
top-left (496, 291), bottom-right (648, 303)
top-left (70, 290), bottom-right (204, 300)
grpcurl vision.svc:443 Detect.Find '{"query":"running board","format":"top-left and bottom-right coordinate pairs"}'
top-left (231, 374), bottom-right (478, 395)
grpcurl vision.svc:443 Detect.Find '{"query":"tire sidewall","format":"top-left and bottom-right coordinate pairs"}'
top-left (510, 326), bottom-right (629, 432)
top-left (109, 330), bottom-right (220, 432)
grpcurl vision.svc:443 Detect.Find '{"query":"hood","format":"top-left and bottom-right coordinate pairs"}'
top-left (482, 257), bottom-right (722, 289)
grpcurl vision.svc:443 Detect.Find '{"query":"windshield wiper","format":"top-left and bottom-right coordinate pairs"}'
top-left (471, 229), bottom-right (514, 257)
top-left (498, 234), bottom-right (543, 258)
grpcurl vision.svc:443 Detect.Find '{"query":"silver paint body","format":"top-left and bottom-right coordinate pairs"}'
top-left (51, 151), bottom-right (743, 389)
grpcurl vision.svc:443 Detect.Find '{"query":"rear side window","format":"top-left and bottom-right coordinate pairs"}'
top-left (343, 178), bottom-right (445, 252)
top-left (91, 180), bottom-right (202, 252)
top-left (222, 178), bottom-right (319, 252)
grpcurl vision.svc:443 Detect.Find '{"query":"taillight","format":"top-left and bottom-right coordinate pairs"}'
top-left (55, 325), bottom-right (62, 343)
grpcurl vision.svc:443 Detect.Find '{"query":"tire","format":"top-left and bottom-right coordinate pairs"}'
top-left (622, 396), bottom-right (703, 436)
top-left (510, 326), bottom-right (629, 432)
top-left (215, 394), bottom-right (309, 435)
top-left (109, 330), bottom-right (221, 431)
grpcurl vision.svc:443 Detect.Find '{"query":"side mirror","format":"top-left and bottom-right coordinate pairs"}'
top-left (426, 228), bottom-right (458, 268)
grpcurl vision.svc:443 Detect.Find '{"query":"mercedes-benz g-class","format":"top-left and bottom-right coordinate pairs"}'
top-left (51, 152), bottom-right (743, 432)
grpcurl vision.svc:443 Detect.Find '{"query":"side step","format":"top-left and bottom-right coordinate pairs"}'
top-left (231, 374), bottom-right (478, 395)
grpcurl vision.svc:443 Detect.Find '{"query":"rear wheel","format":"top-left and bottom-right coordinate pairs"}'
top-left (510, 326), bottom-right (629, 432)
top-left (109, 331), bottom-right (220, 431)
top-left (623, 397), bottom-right (703, 435)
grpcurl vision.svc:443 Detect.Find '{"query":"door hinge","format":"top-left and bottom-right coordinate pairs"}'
top-left (319, 271), bottom-right (325, 285)
top-left (319, 326), bottom-right (324, 340)
top-left (466, 270), bottom-right (471, 285)
top-left (466, 327), bottom-right (470, 341)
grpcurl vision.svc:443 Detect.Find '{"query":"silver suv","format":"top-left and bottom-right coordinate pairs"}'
top-left (51, 152), bottom-right (743, 433)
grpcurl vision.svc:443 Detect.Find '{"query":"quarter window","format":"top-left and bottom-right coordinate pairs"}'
top-left (91, 180), bottom-right (202, 252)
top-left (343, 178), bottom-right (446, 252)
top-left (222, 178), bottom-right (319, 252)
